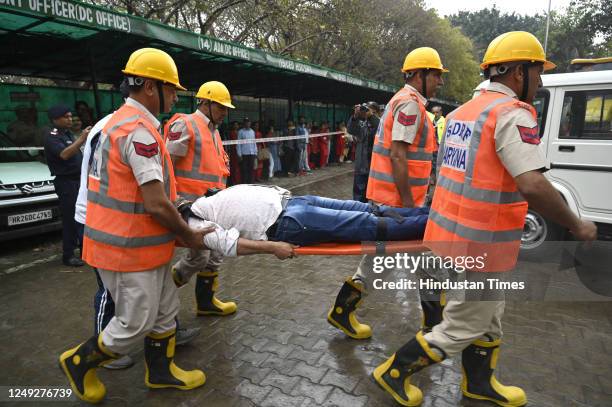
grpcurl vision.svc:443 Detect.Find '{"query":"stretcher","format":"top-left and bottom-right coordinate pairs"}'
top-left (294, 240), bottom-right (426, 255)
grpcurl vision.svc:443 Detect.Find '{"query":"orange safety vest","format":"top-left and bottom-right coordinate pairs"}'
top-left (367, 87), bottom-right (436, 207)
top-left (164, 112), bottom-right (229, 200)
top-left (424, 90), bottom-right (534, 272)
top-left (83, 103), bottom-right (177, 272)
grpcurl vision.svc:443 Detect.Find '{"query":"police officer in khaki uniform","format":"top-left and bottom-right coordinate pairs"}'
top-left (372, 32), bottom-right (597, 407)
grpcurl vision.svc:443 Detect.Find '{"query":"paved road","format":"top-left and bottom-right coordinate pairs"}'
top-left (1, 164), bottom-right (611, 406)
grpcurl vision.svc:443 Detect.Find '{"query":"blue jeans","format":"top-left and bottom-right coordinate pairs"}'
top-left (297, 144), bottom-right (309, 171)
top-left (269, 143), bottom-right (282, 173)
top-left (272, 195), bottom-right (429, 245)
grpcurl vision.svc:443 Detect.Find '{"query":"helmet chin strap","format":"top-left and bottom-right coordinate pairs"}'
top-left (156, 81), bottom-right (165, 115)
top-left (520, 63), bottom-right (530, 102)
top-left (422, 69), bottom-right (427, 100)
top-left (207, 100), bottom-right (215, 126)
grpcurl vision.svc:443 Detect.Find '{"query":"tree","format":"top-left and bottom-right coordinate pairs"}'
top-left (88, 0), bottom-right (481, 101)
top-left (447, 4), bottom-right (610, 73)
top-left (447, 7), bottom-right (545, 62)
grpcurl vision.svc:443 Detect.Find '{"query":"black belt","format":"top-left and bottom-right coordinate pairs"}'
top-left (266, 193), bottom-right (292, 240)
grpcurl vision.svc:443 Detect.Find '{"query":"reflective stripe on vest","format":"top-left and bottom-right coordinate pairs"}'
top-left (369, 170), bottom-right (430, 186)
top-left (424, 92), bottom-right (530, 272)
top-left (85, 226), bottom-right (175, 247)
top-left (372, 144), bottom-right (433, 161)
top-left (428, 208), bottom-right (522, 242)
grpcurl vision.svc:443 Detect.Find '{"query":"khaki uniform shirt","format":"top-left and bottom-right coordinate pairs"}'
top-left (487, 82), bottom-right (547, 177)
top-left (91, 98), bottom-right (163, 186)
top-left (391, 84), bottom-right (428, 144)
top-left (166, 109), bottom-right (217, 158)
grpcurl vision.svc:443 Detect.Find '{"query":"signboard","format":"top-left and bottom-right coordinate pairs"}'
top-left (9, 91), bottom-right (40, 102)
top-left (0, 0), bottom-right (395, 93)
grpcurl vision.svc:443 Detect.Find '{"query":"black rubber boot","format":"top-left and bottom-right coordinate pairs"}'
top-left (461, 336), bottom-right (527, 407)
top-left (373, 331), bottom-right (445, 406)
top-left (419, 287), bottom-right (445, 333)
top-left (144, 329), bottom-right (206, 390)
top-left (59, 335), bottom-right (119, 403)
top-left (327, 278), bottom-right (372, 339)
top-left (195, 271), bottom-right (237, 316)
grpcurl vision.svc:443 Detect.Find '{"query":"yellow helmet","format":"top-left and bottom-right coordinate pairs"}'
top-left (481, 31), bottom-right (556, 71)
top-left (196, 81), bottom-right (235, 108)
top-left (122, 48), bottom-right (186, 90)
top-left (401, 47), bottom-right (448, 73)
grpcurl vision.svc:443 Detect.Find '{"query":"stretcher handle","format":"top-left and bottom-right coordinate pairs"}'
top-left (294, 241), bottom-right (426, 256)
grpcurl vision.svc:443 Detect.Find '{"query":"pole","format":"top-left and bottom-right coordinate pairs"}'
top-left (544, 0), bottom-right (552, 54)
top-left (332, 104), bottom-right (336, 129)
top-left (88, 48), bottom-right (102, 119)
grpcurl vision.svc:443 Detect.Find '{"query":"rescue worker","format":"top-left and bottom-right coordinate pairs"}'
top-left (431, 105), bottom-right (445, 143)
top-left (59, 48), bottom-right (214, 403)
top-left (163, 81), bottom-right (237, 316)
top-left (372, 32), bottom-right (597, 406)
top-left (327, 47), bottom-right (446, 339)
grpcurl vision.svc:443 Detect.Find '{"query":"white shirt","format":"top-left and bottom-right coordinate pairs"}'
top-left (189, 184), bottom-right (289, 257)
top-left (74, 113), bottom-right (112, 224)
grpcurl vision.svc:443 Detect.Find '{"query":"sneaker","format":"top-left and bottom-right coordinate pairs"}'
top-left (63, 256), bottom-right (84, 267)
top-left (176, 327), bottom-right (201, 346)
top-left (102, 355), bottom-right (134, 370)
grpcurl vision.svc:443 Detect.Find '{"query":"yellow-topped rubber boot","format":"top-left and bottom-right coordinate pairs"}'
top-left (327, 278), bottom-right (372, 339)
top-left (144, 330), bottom-right (206, 390)
top-left (461, 336), bottom-right (527, 407)
top-left (373, 331), bottom-right (445, 406)
top-left (195, 271), bottom-right (237, 316)
top-left (419, 288), bottom-right (446, 333)
top-left (59, 334), bottom-right (119, 403)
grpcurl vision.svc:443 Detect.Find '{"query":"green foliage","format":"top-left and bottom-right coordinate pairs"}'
top-left (447, 7), bottom-right (545, 61)
top-left (447, 3), bottom-right (609, 73)
top-left (93, 0), bottom-right (481, 102)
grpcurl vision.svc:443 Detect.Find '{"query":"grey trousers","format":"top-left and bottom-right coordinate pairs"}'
top-left (173, 248), bottom-right (223, 283)
top-left (98, 263), bottom-right (179, 355)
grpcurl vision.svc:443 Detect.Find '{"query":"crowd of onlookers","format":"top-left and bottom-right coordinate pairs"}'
top-left (220, 103), bottom-right (384, 187)
top-left (221, 116), bottom-right (351, 184)
top-left (4, 98), bottom-right (386, 210)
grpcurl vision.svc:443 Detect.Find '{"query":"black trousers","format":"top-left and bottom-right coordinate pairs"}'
top-left (239, 155), bottom-right (256, 184)
top-left (53, 175), bottom-right (81, 260)
top-left (352, 173), bottom-right (369, 203)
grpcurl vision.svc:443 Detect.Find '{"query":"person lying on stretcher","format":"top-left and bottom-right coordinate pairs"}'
top-left (177, 184), bottom-right (429, 260)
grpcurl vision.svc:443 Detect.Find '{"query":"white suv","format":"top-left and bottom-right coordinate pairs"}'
top-left (475, 63), bottom-right (612, 255)
top-left (0, 133), bottom-right (61, 242)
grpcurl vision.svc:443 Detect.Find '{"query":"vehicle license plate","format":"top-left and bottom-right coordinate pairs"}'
top-left (7, 210), bottom-right (52, 226)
